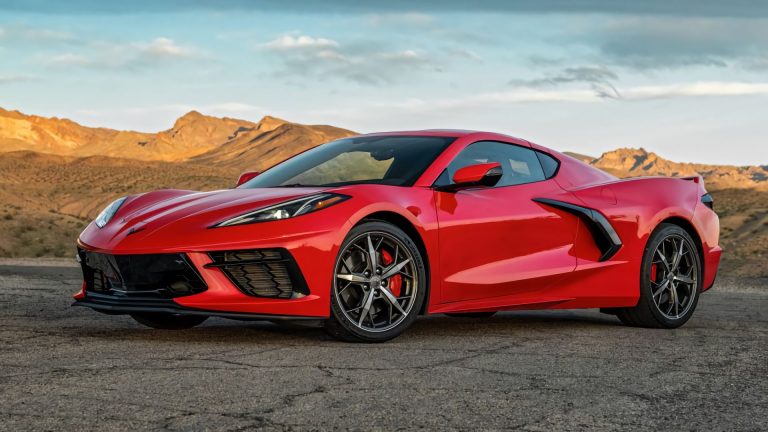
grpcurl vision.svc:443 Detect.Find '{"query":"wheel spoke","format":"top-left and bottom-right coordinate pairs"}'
top-left (336, 273), bottom-right (369, 283)
top-left (674, 275), bottom-right (694, 285)
top-left (665, 299), bottom-right (675, 315)
top-left (367, 234), bottom-right (379, 271)
top-left (670, 239), bottom-right (685, 272)
top-left (652, 279), bottom-right (670, 299)
top-left (340, 259), bottom-right (354, 274)
top-left (655, 248), bottom-right (671, 272)
top-left (352, 243), bottom-right (367, 254)
top-left (671, 284), bottom-right (680, 316)
top-left (381, 258), bottom-right (411, 280)
top-left (379, 286), bottom-right (406, 315)
top-left (357, 289), bottom-right (375, 326)
top-left (338, 281), bottom-right (353, 295)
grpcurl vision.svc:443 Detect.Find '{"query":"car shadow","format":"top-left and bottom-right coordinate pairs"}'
top-left (68, 309), bottom-right (622, 344)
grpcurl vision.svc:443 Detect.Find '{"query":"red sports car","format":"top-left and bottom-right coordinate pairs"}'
top-left (74, 130), bottom-right (721, 342)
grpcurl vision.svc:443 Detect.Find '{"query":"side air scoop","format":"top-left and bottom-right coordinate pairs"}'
top-left (532, 198), bottom-right (622, 262)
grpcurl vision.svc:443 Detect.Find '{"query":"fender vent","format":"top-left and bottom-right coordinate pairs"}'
top-left (533, 198), bottom-right (622, 262)
top-left (206, 249), bottom-right (309, 299)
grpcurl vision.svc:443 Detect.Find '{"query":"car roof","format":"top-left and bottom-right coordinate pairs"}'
top-left (357, 129), bottom-right (529, 143)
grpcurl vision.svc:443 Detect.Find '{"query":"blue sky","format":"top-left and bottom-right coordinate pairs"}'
top-left (1, 1), bottom-right (767, 165)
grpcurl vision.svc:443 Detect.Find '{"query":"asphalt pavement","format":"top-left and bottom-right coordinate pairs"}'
top-left (0, 262), bottom-right (766, 431)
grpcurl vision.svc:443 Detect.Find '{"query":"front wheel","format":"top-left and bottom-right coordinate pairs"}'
top-left (325, 221), bottom-right (427, 342)
top-left (616, 223), bottom-right (702, 328)
top-left (130, 313), bottom-right (208, 330)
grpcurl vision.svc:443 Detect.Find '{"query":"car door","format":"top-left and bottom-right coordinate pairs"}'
top-left (434, 141), bottom-right (578, 303)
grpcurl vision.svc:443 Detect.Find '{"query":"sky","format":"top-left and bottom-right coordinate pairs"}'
top-left (1, 0), bottom-right (767, 165)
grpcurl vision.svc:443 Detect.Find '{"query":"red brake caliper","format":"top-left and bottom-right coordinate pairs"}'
top-left (380, 249), bottom-right (402, 297)
top-left (651, 263), bottom-right (658, 282)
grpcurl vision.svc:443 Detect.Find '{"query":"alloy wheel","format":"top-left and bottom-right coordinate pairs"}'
top-left (649, 234), bottom-right (699, 320)
top-left (334, 231), bottom-right (419, 333)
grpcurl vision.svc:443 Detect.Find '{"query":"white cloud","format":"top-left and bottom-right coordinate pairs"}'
top-left (137, 37), bottom-right (198, 59)
top-left (380, 49), bottom-right (422, 61)
top-left (622, 82), bottom-right (768, 99)
top-left (39, 37), bottom-right (203, 70)
top-left (261, 33), bottom-right (436, 85)
top-left (263, 35), bottom-right (339, 51)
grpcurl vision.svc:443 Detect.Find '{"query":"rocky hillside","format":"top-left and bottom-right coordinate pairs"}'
top-left (191, 117), bottom-right (354, 171)
top-left (0, 108), bottom-right (354, 164)
top-left (570, 148), bottom-right (768, 191)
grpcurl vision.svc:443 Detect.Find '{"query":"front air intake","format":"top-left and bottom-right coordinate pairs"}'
top-left (78, 250), bottom-right (208, 298)
top-left (206, 249), bottom-right (309, 299)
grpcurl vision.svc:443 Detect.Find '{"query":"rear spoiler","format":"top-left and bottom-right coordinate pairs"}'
top-left (681, 175), bottom-right (702, 184)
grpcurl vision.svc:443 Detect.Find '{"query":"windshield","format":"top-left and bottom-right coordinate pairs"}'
top-left (240, 135), bottom-right (455, 188)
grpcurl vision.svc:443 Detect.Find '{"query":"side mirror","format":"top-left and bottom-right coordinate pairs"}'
top-left (437, 162), bottom-right (502, 191)
top-left (236, 171), bottom-right (260, 187)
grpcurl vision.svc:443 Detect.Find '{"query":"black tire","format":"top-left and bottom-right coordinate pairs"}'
top-left (616, 223), bottom-right (702, 329)
top-left (130, 313), bottom-right (208, 330)
top-left (325, 221), bottom-right (427, 342)
top-left (445, 312), bottom-right (497, 318)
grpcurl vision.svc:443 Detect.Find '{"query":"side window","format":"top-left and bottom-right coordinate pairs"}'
top-left (435, 141), bottom-right (547, 187)
top-left (535, 151), bottom-right (560, 179)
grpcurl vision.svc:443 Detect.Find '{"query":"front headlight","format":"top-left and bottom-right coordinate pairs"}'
top-left (214, 193), bottom-right (350, 227)
top-left (94, 197), bottom-right (127, 228)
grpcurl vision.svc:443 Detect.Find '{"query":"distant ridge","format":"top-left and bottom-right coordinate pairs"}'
top-left (588, 147), bottom-right (767, 191)
top-left (0, 107), bottom-right (765, 189)
top-left (0, 107), bottom-right (355, 166)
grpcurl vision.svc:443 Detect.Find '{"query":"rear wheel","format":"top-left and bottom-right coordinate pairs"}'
top-left (616, 223), bottom-right (701, 328)
top-left (325, 221), bottom-right (427, 342)
top-left (130, 313), bottom-right (208, 330)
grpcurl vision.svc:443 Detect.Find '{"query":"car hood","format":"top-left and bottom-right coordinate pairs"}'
top-left (79, 187), bottom-right (333, 249)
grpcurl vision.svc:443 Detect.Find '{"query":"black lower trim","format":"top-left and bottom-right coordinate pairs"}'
top-left (78, 249), bottom-right (207, 298)
top-left (73, 292), bottom-right (321, 321)
top-left (533, 197), bottom-right (622, 262)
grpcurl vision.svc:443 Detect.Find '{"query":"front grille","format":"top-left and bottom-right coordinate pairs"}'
top-left (78, 249), bottom-right (207, 298)
top-left (207, 249), bottom-right (309, 299)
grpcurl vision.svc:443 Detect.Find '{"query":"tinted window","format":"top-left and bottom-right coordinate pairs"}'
top-left (535, 151), bottom-right (560, 179)
top-left (435, 141), bottom-right (546, 187)
top-left (241, 136), bottom-right (454, 188)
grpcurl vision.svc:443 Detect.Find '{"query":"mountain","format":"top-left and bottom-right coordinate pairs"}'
top-left (0, 108), bottom-right (355, 164)
top-left (0, 107), bottom-right (151, 157)
top-left (191, 120), bottom-right (353, 171)
top-left (578, 148), bottom-right (767, 191)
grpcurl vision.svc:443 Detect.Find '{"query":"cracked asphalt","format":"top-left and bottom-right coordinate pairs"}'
top-left (0, 261), bottom-right (766, 431)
